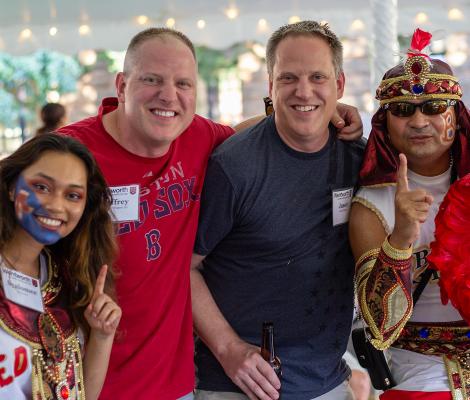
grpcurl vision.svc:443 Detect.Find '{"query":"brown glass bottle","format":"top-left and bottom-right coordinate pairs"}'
top-left (261, 321), bottom-right (282, 379)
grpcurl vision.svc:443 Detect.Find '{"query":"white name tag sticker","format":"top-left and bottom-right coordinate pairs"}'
top-left (1, 266), bottom-right (44, 313)
top-left (332, 187), bottom-right (353, 226)
top-left (110, 185), bottom-right (140, 222)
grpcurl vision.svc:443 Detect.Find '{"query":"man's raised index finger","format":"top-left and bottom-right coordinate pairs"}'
top-left (396, 153), bottom-right (409, 192)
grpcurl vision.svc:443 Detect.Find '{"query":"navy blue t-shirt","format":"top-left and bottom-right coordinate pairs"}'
top-left (194, 115), bottom-right (365, 399)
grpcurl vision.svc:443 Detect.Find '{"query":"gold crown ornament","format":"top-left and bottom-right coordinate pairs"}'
top-left (376, 28), bottom-right (462, 105)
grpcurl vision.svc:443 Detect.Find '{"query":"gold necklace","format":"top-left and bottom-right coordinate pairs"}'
top-left (33, 339), bottom-right (77, 399)
top-left (1, 251), bottom-right (84, 399)
top-left (35, 252), bottom-right (80, 399)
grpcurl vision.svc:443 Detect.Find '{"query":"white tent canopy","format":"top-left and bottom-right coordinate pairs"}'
top-left (1, 0), bottom-right (469, 55)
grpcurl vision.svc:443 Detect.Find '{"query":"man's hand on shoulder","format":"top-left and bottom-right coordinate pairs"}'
top-left (218, 339), bottom-right (281, 400)
top-left (332, 102), bottom-right (363, 141)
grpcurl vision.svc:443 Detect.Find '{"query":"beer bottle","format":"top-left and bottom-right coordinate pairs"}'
top-left (261, 321), bottom-right (282, 378)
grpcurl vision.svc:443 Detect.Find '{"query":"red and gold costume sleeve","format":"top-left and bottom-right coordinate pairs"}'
top-left (356, 237), bottom-right (413, 350)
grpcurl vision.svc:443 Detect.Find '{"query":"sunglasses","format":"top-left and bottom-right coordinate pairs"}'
top-left (383, 99), bottom-right (456, 117)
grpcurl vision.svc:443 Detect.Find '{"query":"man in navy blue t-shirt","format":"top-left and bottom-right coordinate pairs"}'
top-left (191, 20), bottom-right (364, 400)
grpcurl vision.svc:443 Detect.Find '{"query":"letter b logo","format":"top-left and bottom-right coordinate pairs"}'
top-left (145, 229), bottom-right (162, 261)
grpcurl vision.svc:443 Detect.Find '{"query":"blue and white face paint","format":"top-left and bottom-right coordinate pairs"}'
top-left (14, 175), bottom-right (62, 245)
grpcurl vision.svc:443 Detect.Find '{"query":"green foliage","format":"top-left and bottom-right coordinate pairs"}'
top-left (0, 54), bottom-right (19, 127)
top-left (0, 50), bottom-right (82, 128)
top-left (196, 46), bottom-right (236, 87)
top-left (78, 50), bottom-right (124, 75)
top-left (97, 50), bottom-right (124, 73)
top-left (196, 42), bottom-right (257, 86)
top-left (0, 89), bottom-right (19, 127)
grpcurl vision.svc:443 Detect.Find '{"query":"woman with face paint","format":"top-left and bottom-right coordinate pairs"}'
top-left (0, 133), bottom-right (120, 400)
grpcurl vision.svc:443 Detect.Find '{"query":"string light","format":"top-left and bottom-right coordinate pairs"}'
top-left (166, 18), bottom-right (176, 28)
top-left (78, 24), bottom-right (91, 35)
top-left (225, 5), bottom-right (239, 20)
top-left (197, 19), bottom-right (206, 29)
top-left (136, 15), bottom-right (149, 25)
top-left (415, 12), bottom-right (428, 24)
top-left (19, 28), bottom-right (32, 41)
top-left (78, 49), bottom-right (97, 66)
top-left (49, 0), bottom-right (58, 42)
top-left (288, 16), bottom-right (301, 24)
top-left (238, 52), bottom-right (261, 74)
top-left (448, 8), bottom-right (464, 21)
top-left (252, 43), bottom-right (266, 58)
top-left (350, 19), bottom-right (365, 31)
top-left (257, 18), bottom-right (268, 32)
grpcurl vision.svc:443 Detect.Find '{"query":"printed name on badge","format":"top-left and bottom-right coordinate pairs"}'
top-left (332, 187), bottom-right (353, 226)
top-left (1, 266), bottom-right (44, 313)
top-left (110, 184), bottom-right (140, 222)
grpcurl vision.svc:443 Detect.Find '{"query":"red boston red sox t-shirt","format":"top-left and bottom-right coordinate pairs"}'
top-left (60, 98), bottom-right (233, 399)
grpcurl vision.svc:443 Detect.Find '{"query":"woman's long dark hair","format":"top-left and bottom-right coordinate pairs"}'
top-left (0, 133), bottom-right (118, 336)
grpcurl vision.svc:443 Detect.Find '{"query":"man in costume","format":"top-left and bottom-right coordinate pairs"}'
top-left (350, 28), bottom-right (470, 400)
top-left (59, 27), bottom-right (363, 400)
top-left (191, 21), bottom-right (365, 400)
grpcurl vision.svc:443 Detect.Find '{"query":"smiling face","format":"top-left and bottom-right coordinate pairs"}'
top-left (116, 35), bottom-right (197, 156)
top-left (386, 101), bottom-right (456, 175)
top-left (269, 34), bottom-right (345, 152)
top-left (13, 151), bottom-right (87, 245)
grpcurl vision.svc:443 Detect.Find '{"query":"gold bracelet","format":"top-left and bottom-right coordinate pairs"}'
top-left (382, 235), bottom-right (412, 260)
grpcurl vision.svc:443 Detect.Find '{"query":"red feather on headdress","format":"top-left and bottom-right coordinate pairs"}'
top-left (410, 28), bottom-right (432, 52)
top-left (428, 173), bottom-right (470, 324)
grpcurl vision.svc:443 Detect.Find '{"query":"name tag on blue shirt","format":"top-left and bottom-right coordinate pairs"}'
top-left (332, 187), bottom-right (353, 226)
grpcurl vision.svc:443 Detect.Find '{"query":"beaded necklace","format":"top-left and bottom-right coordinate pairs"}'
top-left (32, 335), bottom-right (84, 400)
top-left (0, 251), bottom-right (85, 399)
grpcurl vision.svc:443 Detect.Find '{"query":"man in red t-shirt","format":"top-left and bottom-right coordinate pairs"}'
top-left (60, 28), bottom-right (363, 400)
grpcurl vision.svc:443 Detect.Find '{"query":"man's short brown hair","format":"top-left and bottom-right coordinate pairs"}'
top-left (266, 20), bottom-right (343, 78)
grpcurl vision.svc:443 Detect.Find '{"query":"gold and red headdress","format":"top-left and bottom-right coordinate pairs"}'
top-left (376, 28), bottom-right (462, 105)
top-left (358, 28), bottom-right (470, 187)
